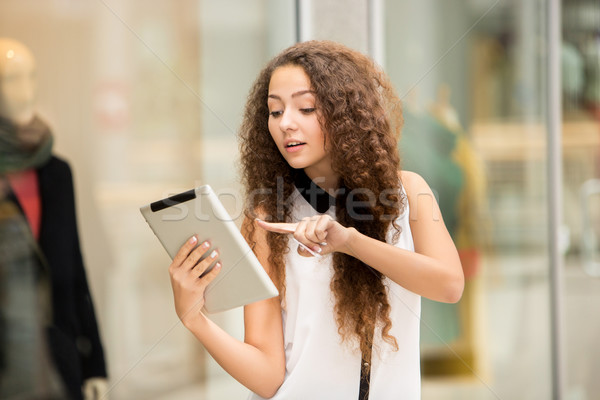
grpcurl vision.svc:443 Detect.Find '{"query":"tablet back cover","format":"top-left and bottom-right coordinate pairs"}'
top-left (140, 185), bottom-right (278, 313)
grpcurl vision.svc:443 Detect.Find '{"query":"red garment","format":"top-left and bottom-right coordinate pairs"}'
top-left (7, 169), bottom-right (41, 240)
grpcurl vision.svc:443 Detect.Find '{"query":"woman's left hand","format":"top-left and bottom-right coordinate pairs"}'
top-left (256, 216), bottom-right (354, 257)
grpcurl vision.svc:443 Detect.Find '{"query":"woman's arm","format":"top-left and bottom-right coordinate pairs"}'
top-left (169, 217), bottom-right (285, 398)
top-left (256, 171), bottom-right (464, 303)
top-left (342, 170), bottom-right (464, 303)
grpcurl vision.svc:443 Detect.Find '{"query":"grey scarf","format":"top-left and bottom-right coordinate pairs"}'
top-left (0, 115), bottom-right (53, 174)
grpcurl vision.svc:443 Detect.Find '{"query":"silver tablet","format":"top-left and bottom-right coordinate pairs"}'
top-left (140, 185), bottom-right (278, 313)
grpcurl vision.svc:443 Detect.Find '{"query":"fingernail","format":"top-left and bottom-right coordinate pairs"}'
top-left (201, 241), bottom-right (210, 249)
top-left (214, 262), bottom-right (222, 270)
top-left (189, 236), bottom-right (198, 244)
top-left (314, 246), bottom-right (322, 253)
top-left (210, 250), bottom-right (218, 259)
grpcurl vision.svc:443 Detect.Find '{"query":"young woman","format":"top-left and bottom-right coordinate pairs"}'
top-left (168, 40), bottom-right (463, 399)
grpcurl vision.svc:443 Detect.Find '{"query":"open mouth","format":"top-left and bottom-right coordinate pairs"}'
top-left (286, 142), bottom-right (306, 148)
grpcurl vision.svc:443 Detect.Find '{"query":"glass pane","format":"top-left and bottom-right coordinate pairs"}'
top-left (385, 0), bottom-right (552, 398)
top-left (562, 1), bottom-right (600, 399)
top-left (0, 1), bottom-right (295, 399)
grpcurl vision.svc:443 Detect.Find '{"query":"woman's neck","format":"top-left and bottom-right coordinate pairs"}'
top-left (303, 166), bottom-right (339, 196)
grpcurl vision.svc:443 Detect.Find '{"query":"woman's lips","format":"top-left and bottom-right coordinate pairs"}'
top-left (285, 143), bottom-right (306, 153)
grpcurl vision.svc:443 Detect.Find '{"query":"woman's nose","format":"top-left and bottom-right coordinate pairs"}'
top-left (279, 109), bottom-right (297, 132)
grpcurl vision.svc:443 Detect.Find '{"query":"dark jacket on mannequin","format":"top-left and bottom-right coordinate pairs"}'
top-left (8, 155), bottom-right (107, 400)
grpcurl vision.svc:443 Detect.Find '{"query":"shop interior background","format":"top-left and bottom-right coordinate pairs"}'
top-left (1, 0), bottom-right (599, 399)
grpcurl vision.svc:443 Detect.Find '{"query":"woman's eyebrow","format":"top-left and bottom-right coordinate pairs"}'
top-left (291, 90), bottom-right (314, 98)
top-left (268, 90), bottom-right (315, 100)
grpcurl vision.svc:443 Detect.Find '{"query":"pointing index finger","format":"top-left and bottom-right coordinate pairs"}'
top-left (255, 219), bottom-right (298, 234)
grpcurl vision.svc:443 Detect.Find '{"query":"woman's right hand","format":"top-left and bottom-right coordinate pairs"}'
top-left (168, 235), bottom-right (222, 326)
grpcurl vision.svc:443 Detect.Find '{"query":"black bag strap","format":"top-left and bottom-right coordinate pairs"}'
top-left (358, 344), bottom-right (372, 400)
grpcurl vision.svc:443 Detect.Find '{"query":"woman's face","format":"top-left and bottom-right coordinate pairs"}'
top-left (267, 65), bottom-right (331, 177)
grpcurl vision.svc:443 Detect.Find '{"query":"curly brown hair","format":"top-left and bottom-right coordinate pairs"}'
top-left (239, 40), bottom-right (405, 363)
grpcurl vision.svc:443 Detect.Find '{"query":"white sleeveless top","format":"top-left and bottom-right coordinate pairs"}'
top-left (249, 188), bottom-right (421, 400)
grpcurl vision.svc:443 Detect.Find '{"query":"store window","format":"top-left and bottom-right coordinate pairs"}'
top-left (0, 1), bottom-right (295, 398)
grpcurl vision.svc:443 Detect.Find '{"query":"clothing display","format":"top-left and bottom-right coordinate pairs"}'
top-left (249, 176), bottom-right (421, 399)
top-left (0, 186), bottom-right (66, 398)
top-left (33, 156), bottom-right (107, 399)
top-left (400, 110), bottom-right (463, 347)
top-left (0, 115), bottom-right (106, 400)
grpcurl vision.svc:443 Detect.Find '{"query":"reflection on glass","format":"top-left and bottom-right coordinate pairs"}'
top-left (562, 1), bottom-right (600, 399)
top-left (386, 1), bottom-right (552, 398)
top-left (0, 1), bottom-right (295, 399)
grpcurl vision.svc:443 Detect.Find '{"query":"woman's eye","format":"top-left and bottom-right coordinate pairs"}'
top-left (269, 110), bottom-right (283, 117)
top-left (300, 108), bottom-right (315, 114)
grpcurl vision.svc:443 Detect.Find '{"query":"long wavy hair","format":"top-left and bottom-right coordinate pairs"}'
top-left (239, 40), bottom-right (405, 362)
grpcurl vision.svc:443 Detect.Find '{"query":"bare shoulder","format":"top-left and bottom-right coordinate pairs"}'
top-left (398, 170), bottom-right (433, 197)
top-left (397, 170), bottom-right (441, 224)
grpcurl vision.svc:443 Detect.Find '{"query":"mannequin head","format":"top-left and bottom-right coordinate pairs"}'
top-left (0, 38), bottom-right (36, 125)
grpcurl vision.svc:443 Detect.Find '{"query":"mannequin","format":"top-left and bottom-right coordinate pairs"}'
top-left (0, 38), bottom-right (108, 400)
top-left (428, 83), bottom-right (486, 279)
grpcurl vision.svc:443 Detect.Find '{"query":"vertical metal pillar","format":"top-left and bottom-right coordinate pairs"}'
top-left (367, 0), bottom-right (384, 66)
top-left (547, 0), bottom-right (565, 398)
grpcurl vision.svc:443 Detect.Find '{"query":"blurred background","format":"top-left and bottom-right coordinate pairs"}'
top-left (1, 0), bottom-right (598, 399)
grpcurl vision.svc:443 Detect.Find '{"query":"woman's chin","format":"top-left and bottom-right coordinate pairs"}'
top-left (284, 159), bottom-right (308, 170)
